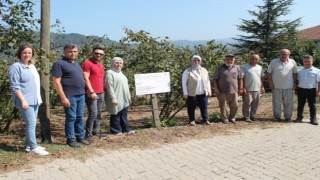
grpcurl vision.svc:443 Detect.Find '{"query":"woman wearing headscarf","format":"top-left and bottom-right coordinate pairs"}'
top-left (181, 55), bottom-right (212, 126)
top-left (104, 57), bottom-right (135, 135)
top-left (8, 44), bottom-right (49, 155)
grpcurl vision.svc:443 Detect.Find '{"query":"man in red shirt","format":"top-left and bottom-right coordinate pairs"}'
top-left (82, 46), bottom-right (106, 140)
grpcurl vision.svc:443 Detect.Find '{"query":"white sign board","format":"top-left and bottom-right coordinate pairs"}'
top-left (134, 72), bottom-right (171, 96)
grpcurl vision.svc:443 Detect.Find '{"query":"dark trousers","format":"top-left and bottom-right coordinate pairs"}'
top-left (297, 88), bottom-right (317, 121)
top-left (187, 94), bottom-right (208, 121)
top-left (110, 107), bottom-right (132, 134)
top-left (85, 93), bottom-right (104, 137)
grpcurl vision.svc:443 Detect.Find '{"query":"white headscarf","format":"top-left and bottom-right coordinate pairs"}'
top-left (191, 55), bottom-right (202, 70)
top-left (110, 57), bottom-right (123, 72)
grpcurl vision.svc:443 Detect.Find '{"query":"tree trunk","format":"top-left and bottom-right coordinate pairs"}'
top-left (39, 0), bottom-right (52, 143)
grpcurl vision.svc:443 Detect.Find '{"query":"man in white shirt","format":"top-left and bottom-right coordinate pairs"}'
top-left (267, 49), bottom-right (298, 122)
top-left (241, 54), bottom-right (265, 122)
top-left (295, 55), bottom-right (320, 125)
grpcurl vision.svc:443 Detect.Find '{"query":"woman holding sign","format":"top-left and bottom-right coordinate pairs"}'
top-left (182, 55), bottom-right (212, 126)
top-left (104, 57), bottom-right (135, 135)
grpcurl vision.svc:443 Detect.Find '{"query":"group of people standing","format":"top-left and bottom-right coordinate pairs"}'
top-left (8, 44), bottom-right (134, 155)
top-left (182, 49), bottom-right (320, 127)
top-left (8, 44), bottom-right (320, 156)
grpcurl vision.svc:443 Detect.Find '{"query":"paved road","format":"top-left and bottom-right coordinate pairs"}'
top-left (1, 122), bottom-right (320, 180)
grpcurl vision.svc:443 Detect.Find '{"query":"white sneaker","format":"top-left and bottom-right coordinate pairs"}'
top-left (30, 146), bottom-right (49, 156)
top-left (127, 130), bottom-right (135, 134)
top-left (25, 146), bottom-right (45, 152)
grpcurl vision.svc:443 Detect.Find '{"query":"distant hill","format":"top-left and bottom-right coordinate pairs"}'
top-left (49, 32), bottom-right (115, 48)
top-left (49, 33), bottom-right (235, 49)
top-left (1, 33), bottom-right (236, 60)
top-left (169, 38), bottom-right (237, 50)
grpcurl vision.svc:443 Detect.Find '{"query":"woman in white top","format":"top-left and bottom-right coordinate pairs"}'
top-left (181, 55), bottom-right (212, 126)
top-left (8, 44), bottom-right (48, 156)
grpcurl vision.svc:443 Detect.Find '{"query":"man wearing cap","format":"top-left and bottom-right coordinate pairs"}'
top-left (213, 54), bottom-right (244, 124)
top-left (267, 49), bottom-right (298, 122)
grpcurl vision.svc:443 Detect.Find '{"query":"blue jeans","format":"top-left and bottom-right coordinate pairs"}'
top-left (85, 93), bottom-right (104, 137)
top-left (64, 94), bottom-right (85, 142)
top-left (187, 94), bottom-right (208, 121)
top-left (110, 107), bottom-right (132, 134)
top-left (16, 101), bottom-right (39, 149)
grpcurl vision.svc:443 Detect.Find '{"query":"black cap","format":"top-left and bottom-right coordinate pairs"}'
top-left (225, 54), bottom-right (235, 58)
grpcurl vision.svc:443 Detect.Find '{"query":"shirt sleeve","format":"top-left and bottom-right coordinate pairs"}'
top-left (292, 60), bottom-right (298, 74)
top-left (261, 66), bottom-right (265, 77)
top-left (213, 66), bottom-right (219, 80)
top-left (82, 60), bottom-right (91, 73)
top-left (51, 61), bottom-right (62, 77)
top-left (267, 61), bottom-right (273, 74)
top-left (241, 65), bottom-right (245, 77)
top-left (237, 65), bottom-right (243, 78)
top-left (206, 72), bottom-right (211, 93)
top-left (105, 71), bottom-right (117, 101)
top-left (181, 69), bottom-right (189, 96)
top-left (8, 64), bottom-right (21, 93)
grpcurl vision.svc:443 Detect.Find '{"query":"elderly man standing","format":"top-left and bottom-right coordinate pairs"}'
top-left (51, 44), bottom-right (90, 147)
top-left (295, 55), bottom-right (320, 125)
top-left (241, 54), bottom-right (265, 122)
top-left (213, 54), bottom-right (243, 124)
top-left (267, 49), bottom-right (298, 122)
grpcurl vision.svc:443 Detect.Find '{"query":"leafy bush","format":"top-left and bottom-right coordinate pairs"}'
top-left (160, 119), bottom-right (177, 127)
top-left (209, 112), bottom-right (220, 123)
top-left (143, 120), bottom-right (155, 128)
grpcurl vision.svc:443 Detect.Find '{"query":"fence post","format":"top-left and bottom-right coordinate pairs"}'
top-left (151, 94), bottom-right (161, 127)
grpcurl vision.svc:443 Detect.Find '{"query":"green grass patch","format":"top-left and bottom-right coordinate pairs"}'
top-left (209, 112), bottom-right (220, 122)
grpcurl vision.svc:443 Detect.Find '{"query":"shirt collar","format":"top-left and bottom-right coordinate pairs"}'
top-left (223, 64), bottom-right (235, 69)
top-left (302, 66), bottom-right (314, 70)
top-left (18, 60), bottom-right (30, 68)
top-left (62, 57), bottom-right (76, 63)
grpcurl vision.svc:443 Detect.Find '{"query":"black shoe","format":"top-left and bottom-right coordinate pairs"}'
top-left (86, 137), bottom-right (94, 143)
top-left (274, 118), bottom-right (281, 122)
top-left (250, 116), bottom-right (255, 121)
top-left (245, 118), bottom-right (252, 123)
top-left (67, 141), bottom-right (81, 148)
top-left (77, 139), bottom-right (90, 145)
top-left (311, 121), bottom-right (319, 125)
top-left (295, 117), bottom-right (303, 123)
top-left (93, 131), bottom-right (108, 138)
top-left (284, 118), bottom-right (292, 122)
top-left (98, 132), bottom-right (108, 138)
top-left (222, 119), bottom-right (228, 124)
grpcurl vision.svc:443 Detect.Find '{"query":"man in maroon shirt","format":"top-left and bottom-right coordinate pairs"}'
top-left (82, 46), bottom-right (106, 140)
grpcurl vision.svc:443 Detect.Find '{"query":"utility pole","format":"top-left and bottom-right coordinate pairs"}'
top-left (39, 0), bottom-right (52, 143)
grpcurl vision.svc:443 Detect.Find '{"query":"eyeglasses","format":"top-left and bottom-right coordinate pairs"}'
top-left (94, 52), bottom-right (104, 56)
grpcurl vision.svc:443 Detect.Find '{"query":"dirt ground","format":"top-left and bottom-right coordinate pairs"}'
top-left (0, 93), bottom-right (298, 172)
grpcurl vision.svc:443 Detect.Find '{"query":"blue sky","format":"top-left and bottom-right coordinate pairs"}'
top-left (34, 0), bottom-right (319, 41)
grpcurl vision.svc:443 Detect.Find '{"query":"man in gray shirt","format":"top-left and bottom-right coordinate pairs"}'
top-left (241, 54), bottom-right (265, 122)
top-left (267, 49), bottom-right (298, 122)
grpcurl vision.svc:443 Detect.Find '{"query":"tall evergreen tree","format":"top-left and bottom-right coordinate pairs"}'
top-left (232, 0), bottom-right (301, 62)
